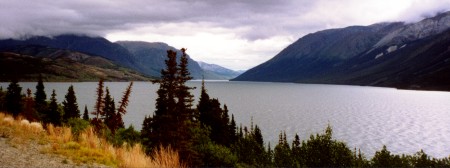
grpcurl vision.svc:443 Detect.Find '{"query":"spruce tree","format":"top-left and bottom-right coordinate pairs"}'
top-left (292, 134), bottom-right (303, 166)
top-left (116, 82), bottom-right (133, 129)
top-left (197, 80), bottom-right (232, 146)
top-left (142, 49), bottom-right (180, 154)
top-left (23, 88), bottom-right (38, 121)
top-left (0, 86), bottom-right (5, 111)
top-left (274, 131), bottom-right (293, 167)
top-left (6, 79), bottom-right (22, 116)
top-left (103, 87), bottom-right (117, 133)
top-left (229, 114), bottom-right (238, 145)
top-left (91, 79), bottom-right (104, 130)
top-left (34, 75), bottom-right (47, 118)
top-left (62, 85), bottom-right (80, 122)
top-left (83, 105), bottom-right (89, 121)
top-left (48, 90), bottom-right (62, 126)
top-left (141, 49), bottom-right (198, 164)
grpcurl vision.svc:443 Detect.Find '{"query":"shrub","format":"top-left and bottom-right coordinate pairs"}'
top-left (66, 118), bottom-right (90, 139)
top-left (113, 125), bottom-right (141, 147)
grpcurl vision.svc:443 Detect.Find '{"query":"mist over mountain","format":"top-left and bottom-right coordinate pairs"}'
top-left (233, 11), bottom-right (450, 91)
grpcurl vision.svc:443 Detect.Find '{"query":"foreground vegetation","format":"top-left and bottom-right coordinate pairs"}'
top-left (0, 112), bottom-right (183, 168)
top-left (1, 48), bottom-right (450, 167)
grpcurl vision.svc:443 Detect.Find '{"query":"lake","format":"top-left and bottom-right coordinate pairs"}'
top-left (1, 81), bottom-right (450, 158)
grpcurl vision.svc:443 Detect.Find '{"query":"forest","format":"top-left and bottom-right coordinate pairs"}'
top-left (1, 48), bottom-right (450, 167)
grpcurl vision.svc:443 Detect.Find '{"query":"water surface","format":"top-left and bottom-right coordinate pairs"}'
top-left (2, 81), bottom-right (450, 158)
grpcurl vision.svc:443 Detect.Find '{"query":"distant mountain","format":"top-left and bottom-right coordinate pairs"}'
top-left (233, 11), bottom-right (450, 91)
top-left (0, 35), bottom-right (228, 80)
top-left (198, 61), bottom-right (243, 79)
top-left (0, 34), bottom-right (136, 68)
top-left (115, 41), bottom-right (206, 79)
top-left (0, 46), bottom-right (151, 81)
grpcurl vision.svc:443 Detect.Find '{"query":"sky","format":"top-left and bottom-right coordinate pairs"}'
top-left (1, 0), bottom-right (450, 70)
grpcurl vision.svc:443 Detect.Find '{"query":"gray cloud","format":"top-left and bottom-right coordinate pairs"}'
top-left (2, 0), bottom-right (450, 70)
top-left (2, 0), bottom-right (449, 40)
top-left (0, 0), bottom-right (309, 40)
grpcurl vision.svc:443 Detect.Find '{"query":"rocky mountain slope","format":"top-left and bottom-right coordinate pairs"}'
top-left (233, 11), bottom-right (450, 90)
top-left (0, 46), bottom-right (151, 81)
top-left (0, 35), bottom-right (232, 80)
top-left (116, 41), bottom-right (206, 79)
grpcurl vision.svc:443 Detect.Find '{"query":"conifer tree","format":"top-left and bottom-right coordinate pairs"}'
top-left (91, 79), bottom-right (104, 129)
top-left (141, 49), bottom-right (198, 164)
top-left (6, 79), bottom-right (22, 116)
top-left (62, 85), bottom-right (80, 122)
top-left (142, 50), bottom-right (178, 153)
top-left (274, 131), bottom-right (293, 167)
top-left (292, 134), bottom-right (303, 166)
top-left (48, 90), bottom-right (62, 126)
top-left (0, 86), bottom-right (5, 111)
top-left (198, 79), bottom-right (211, 124)
top-left (23, 88), bottom-right (38, 121)
top-left (34, 75), bottom-right (47, 118)
top-left (176, 48), bottom-right (195, 119)
top-left (116, 82), bottom-right (133, 129)
top-left (229, 114), bottom-right (238, 145)
top-left (83, 105), bottom-right (89, 121)
top-left (103, 87), bottom-right (117, 133)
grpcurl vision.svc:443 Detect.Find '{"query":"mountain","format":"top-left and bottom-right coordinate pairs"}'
top-left (0, 46), bottom-right (151, 81)
top-left (233, 11), bottom-right (450, 91)
top-left (0, 35), bottom-right (136, 68)
top-left (0, 35), bottom-right (228, 80)
top-left (115, 41), bottom-right (207, 79)
top-left (198, 61), bottom-right (243, 79)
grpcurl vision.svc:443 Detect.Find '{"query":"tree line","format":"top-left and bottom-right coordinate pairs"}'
top-left (1, 48), bottom-right (450, 167)
top-left (0, 76), bottom-right (139, 146)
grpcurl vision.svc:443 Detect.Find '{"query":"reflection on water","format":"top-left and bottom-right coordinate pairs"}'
top-left (1, 81), bottom-right (450, 158)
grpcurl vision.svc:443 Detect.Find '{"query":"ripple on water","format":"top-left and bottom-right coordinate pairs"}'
top-left (2, 82), bottom-right (450, 158)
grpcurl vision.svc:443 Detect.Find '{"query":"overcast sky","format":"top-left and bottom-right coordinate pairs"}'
top-left (1, 0), bottom-right (450, 70)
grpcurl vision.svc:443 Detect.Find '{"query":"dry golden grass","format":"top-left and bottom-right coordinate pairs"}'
top-left (0, 113), bottom-right (47, 146)
top-left (0, 112), bottom-right (185, 168)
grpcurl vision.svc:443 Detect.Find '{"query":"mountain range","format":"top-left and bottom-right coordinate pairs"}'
top-left (0, 35), bottom-right (240, 81)
top-left (233, 11), bottom-right (450, 91)
top-left (198, 61), bottom-right (244, 80)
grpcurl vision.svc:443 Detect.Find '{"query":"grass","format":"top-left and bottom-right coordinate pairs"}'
top-left (0, 112), bottom-right (184, 168)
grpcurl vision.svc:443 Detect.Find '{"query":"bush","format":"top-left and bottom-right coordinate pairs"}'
top-left (113, 125), bottom-right (140, 147)
top-left (300, 126), bottom-right (353, 167)
top-left (197, 142), bottom-right (238, 167)
top-left (66, 118), bottom-right (90, 139)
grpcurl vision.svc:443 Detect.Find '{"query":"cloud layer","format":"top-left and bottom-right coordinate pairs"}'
top-left (1, 0), bottom-right (450, 70)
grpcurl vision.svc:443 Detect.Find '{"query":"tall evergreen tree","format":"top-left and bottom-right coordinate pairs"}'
top-left (197, 79), bottom-right (233, 146)
top-left (0, 86), bottom-right (5, 111)
top-left (229, 114), bottom-right (238, 145)
top-left (176, 48), bottom-right (195, 120)
top-left (103, 87), bottom-right (117, 133)
top-left (34, 75), bottom-right (47, 118)
top-left (292, 133), bottom-right (303, 167)
top-left (83, 105), bottom-right (89, 121)
top-left (23, 88), bottom-right (38, 121)
top-left (141, 49), bottom-right (198, 164)
top-left (91, 79), bottom-right (104, 130)
top-left (142, 50), bottom-right (177, 153)
top-left (48, 90), bottom-right (62, 126)
top-left (62, 85), bottom-right (80, 122)
top-left (6, 79), bottom-right (22, 116)
top-left (274, 131), bottom-right (293, 167)
top-left (116, 82), bottom-right (133, 129)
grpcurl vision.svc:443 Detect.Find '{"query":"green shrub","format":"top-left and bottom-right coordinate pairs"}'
top-left (113, 125), bottom-right (140, 147)
top-left (66, 118), bottom-right (90, 139)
